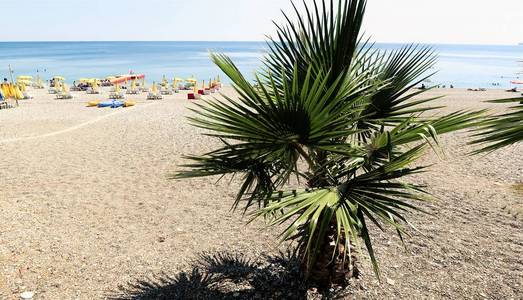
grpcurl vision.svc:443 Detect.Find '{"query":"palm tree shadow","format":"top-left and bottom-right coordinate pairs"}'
top-left (109, 250), bottom-right (336, 300)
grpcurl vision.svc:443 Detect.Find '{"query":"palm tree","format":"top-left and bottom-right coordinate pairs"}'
top-left (176, 0), bottom-right (483, 287)
top-left (470, 97), bottom-right (523, 153)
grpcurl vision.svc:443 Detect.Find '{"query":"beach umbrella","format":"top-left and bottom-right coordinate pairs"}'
top-left (53, 76), bottom-right (65, 81)
top-left (19, 82), bottom-right (26, 92)
top-left (2, 84), bottom-right (12, 98)
top-left (115, 83), bottom-right (120, 93)
top-left (91, 80), bottom-right (99, 91)
top-left (1, 84), bottom-right (9, 98)
top-left (201, 80), bottom-right (205, 89)
top-left (9, 84), bottom-right (16, 98)
top-left (131, 79), bottom-right (136, 91)
top-left (141, 77), bottom-right (146, 88)
top-left (152, 81), bottom-right (158, 94)
top-left (62, 83), bottom-right (68, 94)
top-left (14, 84), bottom-right (24, 100)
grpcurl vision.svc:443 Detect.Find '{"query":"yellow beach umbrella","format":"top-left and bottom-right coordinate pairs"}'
top-left (1, 84), bottom-right (9, 98)
top-left (17, 75), bottom-right (33, 80)
top-left (131, 79), bottom-right (136, 90)
top-left (152, 81), bottom-right (158, 94)
top-left (1, 84), bottom-right (10, 99)
top-left (62, 83), bottom-right (68, 93)
top-left (201, 80), bottom-right (205, 89)
top-left (141, 77), bottom-right (146, 88)
top-left (53, 76), bottom-right (65, 81)
top-left (13, 84), bottom-right (24, 100)
top-left (19, 82), bottom-right (26, 92)
top-left (115, 83), bottom-right (120, 93)
top-left (91, 80), bottom-right (99, 91)
top-left (7, 84), bottom-right (15, 98)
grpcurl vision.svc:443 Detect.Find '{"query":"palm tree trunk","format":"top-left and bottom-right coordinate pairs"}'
top-left (300, 220), bottom-right (359, 287)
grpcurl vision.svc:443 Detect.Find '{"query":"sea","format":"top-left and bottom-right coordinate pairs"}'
top-left (0, 42), bottom-right (521, 89)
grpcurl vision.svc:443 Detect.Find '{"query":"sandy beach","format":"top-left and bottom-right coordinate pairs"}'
top-left (0, 87), bottom-right (521, 299)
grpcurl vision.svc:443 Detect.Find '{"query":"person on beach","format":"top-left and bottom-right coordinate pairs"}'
top-left (3, 78), bottom-right (8, 84)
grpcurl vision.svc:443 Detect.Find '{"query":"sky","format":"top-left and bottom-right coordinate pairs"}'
top-left (0, 0), bottom-right (522, 45)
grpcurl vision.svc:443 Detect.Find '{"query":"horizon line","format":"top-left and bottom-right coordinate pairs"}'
top-left (0, 40), bottom-right (521, 47)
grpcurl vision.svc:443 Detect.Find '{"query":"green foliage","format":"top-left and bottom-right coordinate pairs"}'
top-left (470, 97), bottom-right (523, 153)
top-left (175, 0), bottom-right (484, 281)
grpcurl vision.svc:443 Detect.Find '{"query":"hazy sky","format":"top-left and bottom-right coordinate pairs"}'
top-left (1, 0), bottom-right (522, 45)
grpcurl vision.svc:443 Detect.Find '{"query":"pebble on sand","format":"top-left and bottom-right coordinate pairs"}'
top-left (20, 291), bottom-right (35, 299)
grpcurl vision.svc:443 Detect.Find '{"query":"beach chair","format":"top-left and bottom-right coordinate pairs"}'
top-left (109, 83), bottom-right (124, 99)
top-left (126, 82), bottom-right (139, 95)
top-left (160, 86), bottom-right (173, 95)
top-left (22, 92), bottom-right (33, 99)
top-left (0, 93), bottom-right (6, 109)
top-left (109, 91), bottom-right (125, 99)
top-left (86, 87), bottom-right (100, 94)
top-left (56, 84), bottom-right (73, 99)
top-left (147, 91), bottom-right (163, 100)
top-left (147, 82), bottom-right (163, 100)
top-left (56, 91), bottom-right (73, 99)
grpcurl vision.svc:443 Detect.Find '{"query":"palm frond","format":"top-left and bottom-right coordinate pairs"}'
top-left (470, 97), bottom-right (523, 153)
top-left (256, 144), bottom-right (430, 278)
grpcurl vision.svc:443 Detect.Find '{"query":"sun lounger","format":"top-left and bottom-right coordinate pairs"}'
top-left (109, 92), bottom-right (125, 99)
top-left (55, 92), bottom-right (73, 99)
top-left (160, 88), bottom-right (173, 95)
top-left (147, 92), bottom-right (163, 100)
top-left (23, 92), bottom-right (33, 99)
top-left (0, 99), bottom-right (9, 109)
top-left (86, 87), bottom-right (100, 94)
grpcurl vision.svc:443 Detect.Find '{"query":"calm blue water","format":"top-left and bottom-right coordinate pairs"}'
top-left (0, 42), bottom-right (521, 88)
